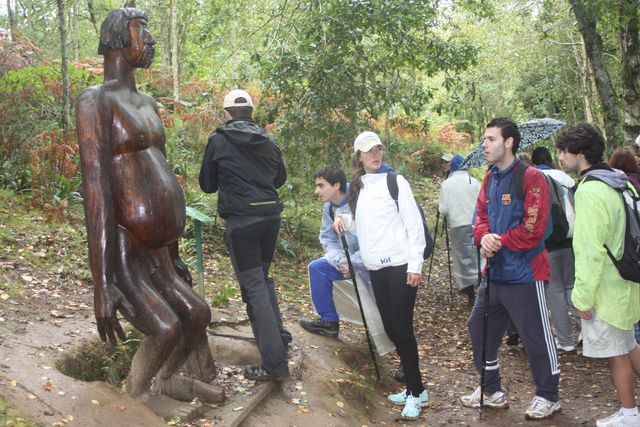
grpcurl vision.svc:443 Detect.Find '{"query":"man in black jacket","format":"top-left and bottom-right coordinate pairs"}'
top-left (199, 89), bottom-right (291, 381)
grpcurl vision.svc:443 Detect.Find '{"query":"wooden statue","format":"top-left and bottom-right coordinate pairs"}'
top-left (76, 8), bottom-right (222, 403)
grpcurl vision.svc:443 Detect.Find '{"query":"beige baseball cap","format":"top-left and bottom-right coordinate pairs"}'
top-left (441, 153), bottom-right (454, 162)
top-left (223, 89), bottom-right (253, 109)
top-left (353, 131), bottom-right (383, 152)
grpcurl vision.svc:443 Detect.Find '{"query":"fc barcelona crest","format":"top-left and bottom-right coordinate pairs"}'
top-left (501, 193), bottom-right (512, 206)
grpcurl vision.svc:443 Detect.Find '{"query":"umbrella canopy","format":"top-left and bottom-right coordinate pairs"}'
top-left (459, 118), bottom-right (566, 170)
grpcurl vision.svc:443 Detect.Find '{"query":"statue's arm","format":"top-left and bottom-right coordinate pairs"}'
top-left (77, 89), bottom-right (130, 345)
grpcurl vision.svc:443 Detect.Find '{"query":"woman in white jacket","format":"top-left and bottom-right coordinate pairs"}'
top-left (333, 131), bottom-right (427, 421)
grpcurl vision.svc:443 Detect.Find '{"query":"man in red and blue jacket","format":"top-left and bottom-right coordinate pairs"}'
top-left (460, 118), bottom-right (561, 421)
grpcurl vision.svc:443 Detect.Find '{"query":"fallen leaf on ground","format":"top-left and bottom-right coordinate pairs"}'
top-left (10, 380), bottom-right (17, 387)
top-left (232, 406), bottom-right (244, 411)
top-left (297, 406), bottom-right (309, 413)
top-left (91, 399), bottom-right (99, 405)
top-left (43, 380), bottom-right (53, 391)
top-left (336, 401), bottom-right (344, 408)
top-left (116, 405), bottom-right (126, 412)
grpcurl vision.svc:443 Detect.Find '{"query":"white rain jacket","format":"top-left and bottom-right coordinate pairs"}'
top-left (340, 172), bottom-right (425, 274)
top-left (438, 171), bottom-right (481, 228)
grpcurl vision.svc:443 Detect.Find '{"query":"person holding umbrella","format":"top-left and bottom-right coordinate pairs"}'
top-left (333, 131), bottom-right (427, 421)
top-left (460, 118), bottom-right (561, 420)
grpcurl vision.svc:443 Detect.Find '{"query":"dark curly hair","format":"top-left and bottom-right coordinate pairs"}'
top-left (98, 8), bottom-right (147, 55)
top-left (487, 117), bottom-right (521, 155)
top-left (554, 123), bottom-right (605, 165)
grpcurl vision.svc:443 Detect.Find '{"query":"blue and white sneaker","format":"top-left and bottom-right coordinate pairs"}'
top-left (401, 395), bottom-right (422, 420)
top-left (387, 389), bottom-right (429, 407)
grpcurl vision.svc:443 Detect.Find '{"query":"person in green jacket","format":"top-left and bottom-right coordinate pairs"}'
top-left (556, 123), bottom-right (640, 427)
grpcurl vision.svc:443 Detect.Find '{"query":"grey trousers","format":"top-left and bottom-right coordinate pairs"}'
top-left (225, 216), bottom-right (291, 376)
top-left (450, 225), bottom-right (480, 290)
top-left (546, 247), bottom-right (579, 347)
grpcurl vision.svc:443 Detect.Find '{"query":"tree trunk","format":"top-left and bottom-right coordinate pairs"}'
top-left (620, 0), bottom-right (640, 145)
top-left (7, 0), bottom-right (15, 41)
top-left (171, 0), bottom-right (179, 101)
top-left (87, 0), bottom-right (98, 35)
top-left (569, 30), bottom-right (593, 122)
top-left (71, 3), bottom-right (79, 61)
top-left (568, 0), bottom-right (624, 150)
top-left (160, 2), bottom-right (171, 68)
top-left (56, 0), bottom-right (71, 131)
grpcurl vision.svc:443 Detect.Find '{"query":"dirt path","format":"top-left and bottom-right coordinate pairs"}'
top-left (0, 193), bottom-right (632, 426)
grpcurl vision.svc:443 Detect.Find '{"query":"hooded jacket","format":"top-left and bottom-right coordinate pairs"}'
top-left (199, 119), bottom-right (287, 219)
top-left (572, 165), bottom-right (640, 330)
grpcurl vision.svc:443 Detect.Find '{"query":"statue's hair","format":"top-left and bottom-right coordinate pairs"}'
top-left (97, 8), bottom-right (148, 55)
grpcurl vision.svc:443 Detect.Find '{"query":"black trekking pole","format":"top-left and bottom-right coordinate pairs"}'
top-left (479, 256), bottom-right (492, 416)
top-left (443, 217), bottom-right (453, 304)
top-left (340, 235), bottom-right (381, 383)
top-left (426, 209), bottom-right (440, 287)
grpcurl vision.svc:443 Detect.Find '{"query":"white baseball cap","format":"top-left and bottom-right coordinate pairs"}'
top-left (223, 89), bottom-right (253, 109)
top-left (353, 131), bottom-right (383, 153)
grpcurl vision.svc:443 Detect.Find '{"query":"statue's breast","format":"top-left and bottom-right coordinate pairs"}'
top-left (110, 102), bottom-right (164, 155)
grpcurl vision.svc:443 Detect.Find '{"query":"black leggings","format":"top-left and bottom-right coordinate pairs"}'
top-left (370, 264), bottom-right (424, 396)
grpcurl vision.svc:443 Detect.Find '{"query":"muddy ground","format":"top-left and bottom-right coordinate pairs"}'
top-left (0, 193), bottom-right (632, 426)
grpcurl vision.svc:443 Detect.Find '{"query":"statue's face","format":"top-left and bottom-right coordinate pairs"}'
top-left (126, 17), bottom-right (155, 68)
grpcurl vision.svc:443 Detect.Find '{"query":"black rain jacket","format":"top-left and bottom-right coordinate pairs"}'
top-left (199, 119), bottom-right (287, 219)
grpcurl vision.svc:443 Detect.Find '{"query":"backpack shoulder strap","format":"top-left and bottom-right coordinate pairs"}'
top-left (513, 162), bottom-right (528, 200)
top-left (386, 171), bottom-right (399, 210)
top-left (328, 204), bottom-right (335, 221)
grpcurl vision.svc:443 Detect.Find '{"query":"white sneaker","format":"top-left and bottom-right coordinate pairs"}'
top-left (555, 338), bottom-right (576, 352)
top-left (460, 386), bottom-right (509, 409)
top-left (596, 409), bottom-right (640, 427)
top-left (387, 389), bottom-right (429, 407)
top-left (525, 395), bottom-right (561, 419)
top-left (401, 395), bottom-right (422, 420)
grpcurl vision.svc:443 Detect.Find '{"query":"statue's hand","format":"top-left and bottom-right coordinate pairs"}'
top-left (173, 258), bottom-right (193, 288)
top-left (94, 285), bottom-right (135, 346)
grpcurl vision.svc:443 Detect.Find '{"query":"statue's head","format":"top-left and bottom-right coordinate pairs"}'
top-left (98, 8), bottom-right (148, 55)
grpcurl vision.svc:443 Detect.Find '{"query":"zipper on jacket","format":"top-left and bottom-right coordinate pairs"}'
top-left (249, 201), bottom-right (277, 206)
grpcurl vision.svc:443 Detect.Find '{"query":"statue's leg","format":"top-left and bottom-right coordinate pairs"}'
top-left (148, 246), bottom-right (214, 378)
top-left (114, 227), bottom-right (183, 397)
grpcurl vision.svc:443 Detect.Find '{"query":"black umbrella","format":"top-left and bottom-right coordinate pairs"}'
top-left (459, 118), bottom-right (566, 170)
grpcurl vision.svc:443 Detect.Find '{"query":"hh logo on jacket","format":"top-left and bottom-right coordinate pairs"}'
top-left (380, 257), bottom-right (392, 264)
top-left (501, 193), bottom-right (512, 206)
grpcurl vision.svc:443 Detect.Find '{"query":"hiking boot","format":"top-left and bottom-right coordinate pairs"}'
top-left (299, 318), bottom-right (339, 338)
top-left (460, 387), bottom-right (509, 409)
top-left (394, 363), bottom-right (405, 382)
top-left (596, 409), bottom-right (640, 427)
top-left (387, 389), bottom-right (429, 407)
top-left (401, 394), bottom-right (422, 420)
top-left (525, 395), bottom-right (561, 419)
top-left (243, 365), bottom-right (288, 381)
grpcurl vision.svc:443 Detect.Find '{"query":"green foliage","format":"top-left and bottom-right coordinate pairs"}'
top-left (255, 0), bottom-right (477, 175)
top-left (210, 286), bottom-right (237, 308)
top-left (55, 329), bottom-right (143, 386)
top-left (0, 397), bottom-right (40, 427)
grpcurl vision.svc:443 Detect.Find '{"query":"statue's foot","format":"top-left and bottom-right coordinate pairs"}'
top-left (185, 340), bottom-right (217, 383)
top-left (156, 375), bottom-right (225, 403)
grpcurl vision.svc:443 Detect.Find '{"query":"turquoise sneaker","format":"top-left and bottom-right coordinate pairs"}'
top-left (401, 395), bottom-right (422, 420)
top-left (387, 389), bottom-right (429, 407)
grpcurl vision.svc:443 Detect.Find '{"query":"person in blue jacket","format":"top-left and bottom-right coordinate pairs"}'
top-left (300, 164), bottom-right (367, 338)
